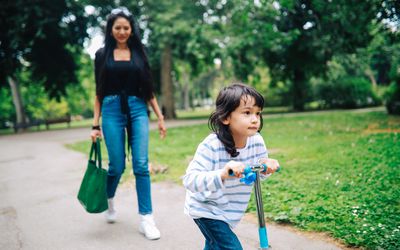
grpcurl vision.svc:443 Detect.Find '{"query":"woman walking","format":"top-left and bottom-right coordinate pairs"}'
top-left (90, 7), bottom-right (166, 240)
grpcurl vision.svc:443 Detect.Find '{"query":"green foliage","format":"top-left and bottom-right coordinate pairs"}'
top-left (385, 82), bottom-right (400, 115)
top-left (383, 41), bottom-right (400, 115)
top-left (136, 0), bottom-right (216, 87)
top-left (65, 53), bottom-right (96, 118)
top-left (1, 0), bottom-right (89, 97)
top-left (315, 76), bottom-right (380, 109)
top-left (66, 84), bottom-right (92, 118)
top-left (0, 87), bottom-right (14, 127)
top-left (21, 84), bottom-right (69, 120)
top-left (14, 69), bottom-right (70, 120)
top-left (265, 81), bottom-right (291, 107)
top-left (248, 67), bottom-right (290, 107)
top-left (0, 68), bottom-right (71, 125)
top-left (225, 0), bottom-right (383, 110)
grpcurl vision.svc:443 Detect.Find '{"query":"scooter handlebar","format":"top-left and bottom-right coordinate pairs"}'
top-left (228, 163), bottom-right (281, 176)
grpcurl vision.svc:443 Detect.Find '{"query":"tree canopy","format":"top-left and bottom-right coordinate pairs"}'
top-left (1, 0), bottom-right (88, 98)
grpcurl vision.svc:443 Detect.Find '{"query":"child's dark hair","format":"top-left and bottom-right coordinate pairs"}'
top-left (208, 83), bottom-right (264, 157)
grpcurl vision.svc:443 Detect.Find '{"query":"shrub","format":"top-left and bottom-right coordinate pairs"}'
top-left (265, 81), bottom-right (291, 107)
top-left (0, 87), bottom-right (15, 128)
top-left (385, 82), bottom-right (400, 115)
top-left (316, 76), bottom-right (380, 109)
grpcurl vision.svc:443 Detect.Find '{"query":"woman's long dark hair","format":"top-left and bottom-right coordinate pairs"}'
top-left (96, 8), bottom-right (154, 101)
top-left (208, 83), bottom-right (264, 157)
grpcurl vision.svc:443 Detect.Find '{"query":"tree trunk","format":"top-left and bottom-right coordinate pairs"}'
top-left (183, 83), bottom-right (190, 110)
top-left (182, 70), bottom-right (190, 110)
top-left (161, 44), bottom-right (176, 119)
top-left (292, 69), bottom-right (307, 111)
top-left (365, 68), bottom-right (377, 87)
top-left (8, 76), bottom-right (28, 132)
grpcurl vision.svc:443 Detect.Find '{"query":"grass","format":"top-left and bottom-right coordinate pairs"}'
top-left (69, 109), bottom-right (399, 249)
top-left (253, 111), bottom-right (400, 249)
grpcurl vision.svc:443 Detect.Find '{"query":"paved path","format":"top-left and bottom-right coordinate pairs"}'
top-left (0, 120), bottom-right (346, 250)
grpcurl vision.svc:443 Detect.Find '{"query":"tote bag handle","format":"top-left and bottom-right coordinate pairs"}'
top-left (89, 138), bottom-right (102, 169)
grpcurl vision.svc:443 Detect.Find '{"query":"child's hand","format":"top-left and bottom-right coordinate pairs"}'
top-left (259, 158), bottom-right (280, 174)
top-left (221, 161), bottom-right (245, 180)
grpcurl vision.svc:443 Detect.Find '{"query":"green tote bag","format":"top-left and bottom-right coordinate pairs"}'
top-left (77, 138), bottom-right (108, 213)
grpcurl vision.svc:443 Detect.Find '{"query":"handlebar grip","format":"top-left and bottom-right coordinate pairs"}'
top-left (229, 166), bottom-right (252, 176)
top-left (228, 165), bottom-right (281, 176)
top-left (262, 163), bottom-right (282, 173)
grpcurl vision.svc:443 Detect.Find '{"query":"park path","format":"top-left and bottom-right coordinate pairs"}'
top-left (0, 118), bottom-right (349, 250)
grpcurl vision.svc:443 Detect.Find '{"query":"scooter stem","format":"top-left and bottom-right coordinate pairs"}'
top-left (254, 171), bottom-right (269, 249)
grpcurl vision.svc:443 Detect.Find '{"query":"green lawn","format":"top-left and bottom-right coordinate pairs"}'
top-left (68, 109), bottom-right (399, 249)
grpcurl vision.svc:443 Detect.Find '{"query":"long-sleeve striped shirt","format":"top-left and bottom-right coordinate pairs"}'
top-left (183, 133), bottom-right (269, 228)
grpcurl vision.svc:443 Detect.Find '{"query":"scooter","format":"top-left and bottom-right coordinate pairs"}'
top-left (229, 162), bottom-right (280, 249)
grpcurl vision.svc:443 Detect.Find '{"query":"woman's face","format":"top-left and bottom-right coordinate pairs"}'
top-left (111, 17), bottom-right (132, 45)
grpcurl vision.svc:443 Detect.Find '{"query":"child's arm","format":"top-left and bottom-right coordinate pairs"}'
top-left (183, 160), bottom-right (246, 193)
top-left (183, 164), bottom-right (224, 193)
top-left (254, 133), bottom-right (280, 179)
top-left (183, 143), bottom-right (224, 193)
top-left (183, 136), bottom-right (250, 192)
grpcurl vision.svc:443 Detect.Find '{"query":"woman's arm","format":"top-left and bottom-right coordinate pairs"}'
top-left (148, 96), bottom-right (166, 139)
top-left (90, 96), bottom-right (102, 141)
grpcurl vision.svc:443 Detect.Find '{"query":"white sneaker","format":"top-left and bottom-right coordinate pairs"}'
top-left (105, 198), bottom-right (116, 223)
top-left (139, 214), bottom-right (161, 240)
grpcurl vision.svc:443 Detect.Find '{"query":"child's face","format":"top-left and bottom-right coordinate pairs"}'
top-left (222, 95), bottom-right (262, 140)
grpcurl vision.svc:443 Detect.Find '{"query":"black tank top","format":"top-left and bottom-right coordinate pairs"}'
top-left (95, 48), bottom-right (142, 97)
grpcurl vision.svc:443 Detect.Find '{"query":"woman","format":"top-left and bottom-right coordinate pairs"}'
top-left (90, 7), bottom-right (166, 240)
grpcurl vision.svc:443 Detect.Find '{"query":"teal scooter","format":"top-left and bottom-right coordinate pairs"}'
top-left (229, 162), bottom-right (280, 249)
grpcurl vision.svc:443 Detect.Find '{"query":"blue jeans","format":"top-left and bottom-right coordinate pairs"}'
top-left (194, 218), bottom-right (243, 250)
top-left (101, 95), bottom-right (152, 215)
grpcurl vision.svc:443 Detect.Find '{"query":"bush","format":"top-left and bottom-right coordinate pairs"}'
top-left (316, 76), bottom-right (380, 109)
top-left (385, 82), bottom-right (400, 115)
top-left (0, 87), bottom-right (15, 128)
top-left (265, 81), bottom-right (291, 107)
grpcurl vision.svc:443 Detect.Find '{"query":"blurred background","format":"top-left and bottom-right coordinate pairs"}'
top-left (1, 0), bottom-right (399, 131)
top-left (1, 2), bottom-right (399, 249)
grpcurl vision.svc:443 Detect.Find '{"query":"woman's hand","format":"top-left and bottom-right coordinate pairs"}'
top-left (158, 118), bottom-right (166, 139)
top-left (90, 129), bottom-right (102, 142)
top-left (221, 161), bottom-right (245, 180)
top-left (147, 97), bottom-right (166, 139)
top-left (259, 158), bottom-right (280, 174)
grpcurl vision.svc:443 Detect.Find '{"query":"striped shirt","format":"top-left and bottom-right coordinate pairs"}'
top-left (183, 133), bottom-right (269, 228)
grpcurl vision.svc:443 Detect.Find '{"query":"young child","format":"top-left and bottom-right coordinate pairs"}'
top-left (183, 83), bottom-right (280, 249)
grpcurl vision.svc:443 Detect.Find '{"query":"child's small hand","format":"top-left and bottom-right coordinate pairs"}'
top-left (221, 161), bottom-right (245, 180)
top-left (259, 158), bottom-right (280, 174)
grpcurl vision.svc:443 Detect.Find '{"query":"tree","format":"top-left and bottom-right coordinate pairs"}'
top-left (0, 0), bottom-right (88, 130)
top-left (139, 0), bottom-right (217, 118)
top-left (225, 0), bottom-right (382, 110)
